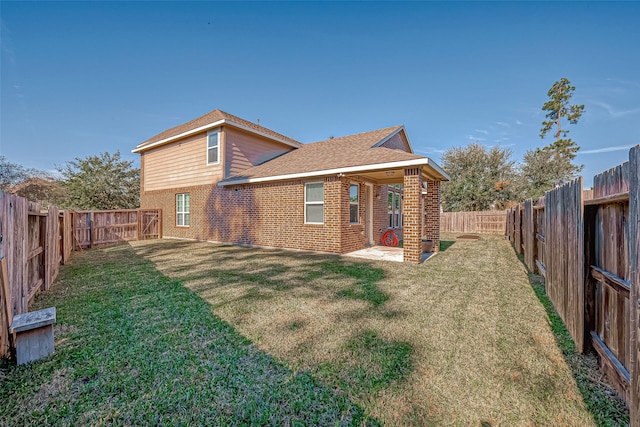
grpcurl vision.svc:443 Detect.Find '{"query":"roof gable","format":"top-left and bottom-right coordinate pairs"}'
top-left (134, 109), bottom-right (302, 152)
top-left (375, 129), bottom-right (413, 152)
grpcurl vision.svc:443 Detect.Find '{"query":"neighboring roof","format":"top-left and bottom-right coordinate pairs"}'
top-left (9, 177), bottom-right (59, 193)
top-left (133, 109), bottom-right (302, 152)
top-left (219, 126), bottom-right (449, 185)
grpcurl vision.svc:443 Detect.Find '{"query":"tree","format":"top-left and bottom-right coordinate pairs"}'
top-left (57, 151), bottom-right (140, 210)
top-left (517, 147), bottom-right (578, 200)
top-left (441, 143), bottom-right (518, 211)
top-left (539, 77), bottom-right (584, 175)
top-left (0, 155), bottom-right (29, 191)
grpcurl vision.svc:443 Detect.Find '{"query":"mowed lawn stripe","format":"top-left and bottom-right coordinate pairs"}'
top-left (0, 247), bottom-right (373, 426)
top-left (127, 234), bottom-right (603, 425)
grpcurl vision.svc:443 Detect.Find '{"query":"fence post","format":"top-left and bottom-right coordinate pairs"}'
top-left (629, 145), bottom-right (640, 426)
top-left (89, 211), bottom-right (94, 249)
top-left (523, 200), bottom-right (534, 271)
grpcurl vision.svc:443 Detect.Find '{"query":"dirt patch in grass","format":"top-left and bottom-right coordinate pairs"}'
top-left (456, 234), bottom-right (481, 240)
top-left (126, 233), bottom-right (606, 425)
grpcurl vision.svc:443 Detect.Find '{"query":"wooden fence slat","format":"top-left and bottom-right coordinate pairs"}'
top-left (1, 257), bottom-right (12, 358)
top-left (541, 178), bottom-right (584, 352)
top-left (629, 146), bottom-right (640, 426)
top-left (523, 200), bottom-right (535, 271)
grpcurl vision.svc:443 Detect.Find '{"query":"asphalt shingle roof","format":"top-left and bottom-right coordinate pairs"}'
top-left (221, 125), bottom-right (425, 182)
top-left (136, 109), bottom-right (301, 149)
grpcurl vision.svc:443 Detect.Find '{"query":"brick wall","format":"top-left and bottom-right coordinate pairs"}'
top-left (141, 174), bottom-right (441, 261)
top-left (141, 176), bottom-right (384, 254)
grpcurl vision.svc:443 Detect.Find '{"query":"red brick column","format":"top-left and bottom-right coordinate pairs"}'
top-left (424, 179), bottom-right (441, 252)
top-left (403, 168), bottom-right (423, 263)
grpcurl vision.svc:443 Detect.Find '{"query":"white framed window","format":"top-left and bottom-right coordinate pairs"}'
top-left (207, 131), bottom-right (220, 165)
top-left (349, 184), bottom-right (359, 224)
top-left (304, 182), bottom-right (324, 224)
top-left (387, 187), bottom-right (403, 228)
top-left (388, 191), bottom-right (393, 228)
top-left (176, 193), bottom-right (190, 227)
top-left (395, 193), bottom-right (402, 228)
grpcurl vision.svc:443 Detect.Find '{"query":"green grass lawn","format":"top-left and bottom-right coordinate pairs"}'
top-left (0, 233), bottom-right (628, 425)
top-left (1, 247), bottom-right (372, 426)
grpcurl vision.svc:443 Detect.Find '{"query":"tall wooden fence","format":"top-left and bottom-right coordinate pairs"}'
top-left (0, 192), bottom-right (70, 359)
top-left (0, 190), bottom-right (161, 359)
top-left (440, 210), bottom-right (507, 234)
top-left (72, 209), bottom-right (162, 249)
top-left (506, 145), bottom-right (640, 422)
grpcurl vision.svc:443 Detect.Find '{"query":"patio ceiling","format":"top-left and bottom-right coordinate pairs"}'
top-left (344, 166), bottom-right (443, 185)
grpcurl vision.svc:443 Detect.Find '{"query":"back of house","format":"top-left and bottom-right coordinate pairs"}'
top-left (133, 109), bottom-right (448, 263)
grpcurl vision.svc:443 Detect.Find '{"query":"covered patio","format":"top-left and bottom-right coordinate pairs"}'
top-left (339, 161), bottom-right (447, 263)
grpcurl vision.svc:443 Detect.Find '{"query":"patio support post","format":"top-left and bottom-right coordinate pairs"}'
top-left (424, 179), bottom-right (440, 252)
top-left (403, 168), bottom-right (423, 263)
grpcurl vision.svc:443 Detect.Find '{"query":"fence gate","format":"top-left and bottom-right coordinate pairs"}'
top-left (138, 209), bottom-right (162, 240)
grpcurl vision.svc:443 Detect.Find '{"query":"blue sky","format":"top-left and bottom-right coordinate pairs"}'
top-left (1, 1), bottom-right (639, 187)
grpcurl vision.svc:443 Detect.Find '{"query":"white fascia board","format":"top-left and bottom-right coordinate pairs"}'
top-left (132, 120), bottom-right (226, 153)
top-left (427, 158), bottom-right (450, 181)
top-left (132, 119), bottom-right (302, 153)
top-left (219, 157), bottom-right (448, 186)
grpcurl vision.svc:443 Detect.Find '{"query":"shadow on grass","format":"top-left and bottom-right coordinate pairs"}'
top-left (0, 245), bottom-right (382, 426)
top-left (523, 261), bottom-right (629, 425)
top-left (324, 262), bottom-right (387, 307)
top-left (317, 330), bottom-right (413, 397)
top-left (439, 240), bottom-right (455, 252)
top-left (133, 240), bottom-right (390, 309)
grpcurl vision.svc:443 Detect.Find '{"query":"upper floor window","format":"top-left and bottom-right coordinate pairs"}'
top-left (349, 184), bottom-right (359, 224)
top-left (305, 182), bottom-right (324, 224)
top-left (207, 131), bottom-right (220, 165)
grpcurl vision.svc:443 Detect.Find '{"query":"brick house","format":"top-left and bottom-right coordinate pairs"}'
top-left (133, 109), bottom-right (449, 263)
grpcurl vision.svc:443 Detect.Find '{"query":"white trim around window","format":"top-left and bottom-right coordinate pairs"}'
top-left (176, 193), bottom-right (190, 227)
top-left (349, 183), bottom-right (359, 224)
top-left (207, 130), bottom-right (220, 165)
top-left (304, 181), bottom-right (324, 224)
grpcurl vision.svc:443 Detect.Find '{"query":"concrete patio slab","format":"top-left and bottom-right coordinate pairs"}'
top-left (344, 246), bottom-right (435, 263)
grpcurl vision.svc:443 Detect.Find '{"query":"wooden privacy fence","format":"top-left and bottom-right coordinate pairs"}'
top-left (72, 209), bottom-right (162, 249)
top-left (440, 210), bottom-right (507, 234)
top-left (0, 192), bottom-right (71, 359)
top-left (0, 189), bottom-right (161, 359)
top-left (506, 145), bottom-right (640, 424)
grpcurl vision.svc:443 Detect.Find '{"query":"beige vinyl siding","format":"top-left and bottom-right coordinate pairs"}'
top-left (225, 127), bottom-right (294, 177)
top-left (381, 132), bottom-right (411, 152)
top-left (142, 131), bottom-right (223, 191)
